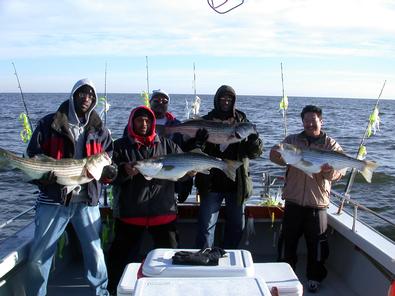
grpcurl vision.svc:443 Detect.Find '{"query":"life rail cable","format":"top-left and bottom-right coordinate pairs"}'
top-left (0, 206), bottom-right (35, 230)
top-left (261, 173), bottom-right (395, 229)
top-left (331, 189), bottom-right (395, 230)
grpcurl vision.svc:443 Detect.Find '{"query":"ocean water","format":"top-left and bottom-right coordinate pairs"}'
top-left (0, 93), bottom-right (394, 242)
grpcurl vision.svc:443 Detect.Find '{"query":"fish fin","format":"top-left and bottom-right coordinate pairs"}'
top-left (339, 168), bottom-right (348, 176)
top-left (34, 154), bottom-right (56, 162)
top-left (136, 163), bottom-right (163, 176)
top-left (235, 132), bottom-right (243, 139)
top-left (67, 185), bottom-right (81, 195)
top-left (190, 148), bottom-right (207, 155)
top-left (223, 159), bottom-right (243, 181)
top-left (162, 165), bottom-right (175, 171)
top-left (300, 159), bottom-right (315, 167)
top-left (219, 144), bottom-right (229, 152)
top-left (360, 160), bottom-right (379, 183)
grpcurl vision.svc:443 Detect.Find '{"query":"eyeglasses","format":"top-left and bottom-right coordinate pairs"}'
top-left (219, 97), bottom-right (232, 103)
top-left (151, 98), bottom-right (169, 104)
top-left (78, 92), bottom-right (95, 100)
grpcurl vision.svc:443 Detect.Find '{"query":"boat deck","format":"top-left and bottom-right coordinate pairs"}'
top-left (47, 254), bottom-right (356, 296)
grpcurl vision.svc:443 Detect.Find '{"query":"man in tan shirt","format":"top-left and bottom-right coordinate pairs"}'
top-left (270, 105), bottom-right (344, 293)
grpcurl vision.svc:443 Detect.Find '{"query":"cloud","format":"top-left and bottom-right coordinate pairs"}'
top-left (1, 0), bottom-right (394, 59)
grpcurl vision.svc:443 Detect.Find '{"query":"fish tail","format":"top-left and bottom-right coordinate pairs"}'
top-left (223, 159), bottom-right (243, 181)
top-left (0, 148), bottom-right (10, 168)
top-left (360, 160), bottom-right (379, 183)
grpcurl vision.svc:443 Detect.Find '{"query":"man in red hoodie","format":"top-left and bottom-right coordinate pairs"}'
top-left (107, 106), bottom-right (193, 292)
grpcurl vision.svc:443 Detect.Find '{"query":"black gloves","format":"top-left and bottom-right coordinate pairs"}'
top-left (172, 247), bottom-right (227, 266)
top-left (100, 164), bottom-right (118, 183)
top-left (246, 133), bottom-right (259, 143)
top-left (37, 171), bottom-right (57, 185)
top-left (194, 128), bottom-right (209, 149)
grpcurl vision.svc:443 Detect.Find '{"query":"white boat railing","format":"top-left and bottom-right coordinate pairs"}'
top-left (260, 172), bottom-right (395, 235)
top-left (331, 189), bottom-right (395, 231)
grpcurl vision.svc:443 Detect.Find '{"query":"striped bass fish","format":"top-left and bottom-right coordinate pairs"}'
top-left (165, 119), bottom-right (257, 151)
top-left (0, 147), bottom-right (111, 186)
top-left (134, 150), bottom-right (242, 181)
top-left (274, 143), bottom-right (378, 183)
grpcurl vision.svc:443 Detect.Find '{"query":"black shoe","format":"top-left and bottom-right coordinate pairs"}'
top-left (307, 280), bottom-right (320, 293)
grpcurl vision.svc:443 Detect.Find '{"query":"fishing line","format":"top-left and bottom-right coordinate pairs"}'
top-left (12, 62), bottom-right (34, 142)
top-left (339, 80), bottom-right (386, 213)
top-left (279, 62), bottom-right (288, 137)
top-left (146, 55), bottom-right (150, 94)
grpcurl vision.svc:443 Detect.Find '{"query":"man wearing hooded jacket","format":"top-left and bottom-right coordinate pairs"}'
top-left (25, 78), bottom-right (114, 296)
top-left (193, 85), bottom-right (263, 249)
top-left (107, 106), bottom-right (193, 292)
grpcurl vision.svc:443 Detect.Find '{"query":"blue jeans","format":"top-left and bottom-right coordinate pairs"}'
top-left (195, 192), bottom-right (245, 249)
top-left (26, 203), bottom-right (109, 296)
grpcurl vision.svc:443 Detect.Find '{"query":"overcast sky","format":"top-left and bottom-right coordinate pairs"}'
top-left (0, 0), bottom-right (394, 98)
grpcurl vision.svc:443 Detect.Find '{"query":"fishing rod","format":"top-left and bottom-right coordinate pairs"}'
top-left (193, 62), bottom-right (197, 98)
top-left (11, 62), bottom-right (33, 142)
top-left (101, 62), bottom-right (110, 207)
top-left (104, 62), bottom-right (108, 126)
top-left (279, 62), bottom-right (288, 137)
top-left (145, 55), bottom-right (150, 94)
top-left (338, 80), bottom-right (386, 214)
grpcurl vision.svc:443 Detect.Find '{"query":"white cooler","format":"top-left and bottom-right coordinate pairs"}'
top-left (117, 250), bottom-right (303, 296)
top-left (254, 263), bottom-right (303, 296)
top-left (133, 276), bottom-right (272, 296)
top-left (142, 248), bottom-right (255, 277)
top-left (117, 263), bottom-right (141, 296)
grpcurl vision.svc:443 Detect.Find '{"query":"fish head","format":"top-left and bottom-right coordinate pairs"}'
top-left (275, 143), bottom-right (302, 165)
top-left (235, 122), bottom-right (257, 139)
top-left (134, 159), bottom-right (163, 177)
top-left (85, 152), bottom-right (112, 180)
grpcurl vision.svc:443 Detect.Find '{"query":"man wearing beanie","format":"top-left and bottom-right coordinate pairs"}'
top-left (107, 106), bottom-right (193, 293)
top-left (192, 85), bottom-right (263, 249)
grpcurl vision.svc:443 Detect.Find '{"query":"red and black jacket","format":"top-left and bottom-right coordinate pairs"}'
top-left (27, 100), bottom-right (113, 206)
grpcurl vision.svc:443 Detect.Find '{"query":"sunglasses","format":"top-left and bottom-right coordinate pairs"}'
top-left (151, 98), bottom-right (169, 104)
top-left (78, 92), bottom-right (95, 100)
top-left (219, 97), bottom-right (232, 103)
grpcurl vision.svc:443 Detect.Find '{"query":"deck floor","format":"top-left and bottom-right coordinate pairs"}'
top-left (47, 255), bottom-right (357, 296)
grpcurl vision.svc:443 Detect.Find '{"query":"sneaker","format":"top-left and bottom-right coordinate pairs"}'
top-left (308, 280), bottom-right (320, 293)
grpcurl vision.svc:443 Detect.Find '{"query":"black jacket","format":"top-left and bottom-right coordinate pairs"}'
top-left (112, 135), bottom-right (185, 218)
top-left (195, 85), bottom-right (263, 204)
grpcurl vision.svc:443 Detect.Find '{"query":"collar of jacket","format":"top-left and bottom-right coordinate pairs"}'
top-left (297, 130), bottom-right (327, 145)
top-left (128, 133), bottom-right (161, 149)
top-left (205, 108), bottom-right (245, 122)
top-left (50, 100), bottom-right (103, 136)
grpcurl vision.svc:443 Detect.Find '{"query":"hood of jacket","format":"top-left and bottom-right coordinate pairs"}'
top-left (213, 85), bottom-right (236, 119)
top-left (68, 78), bottom-right (98, 127)
top-left (127, 106), bottom-right (157, 146)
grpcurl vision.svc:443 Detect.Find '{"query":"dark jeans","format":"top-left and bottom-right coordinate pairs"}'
top-left (195, 192), bottom-right (245, 249)
top-left (278, 202), bottom-right (329, 282)
top-left (107, 219), bottom-right (178, 292)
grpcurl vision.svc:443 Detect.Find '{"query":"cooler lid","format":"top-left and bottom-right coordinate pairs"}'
top-left (142, 248), bottom-right (254, 277)
top-left (254, 263), bottom-right (303, 295)
top-left (134, 276), bottom-right (272, 296)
